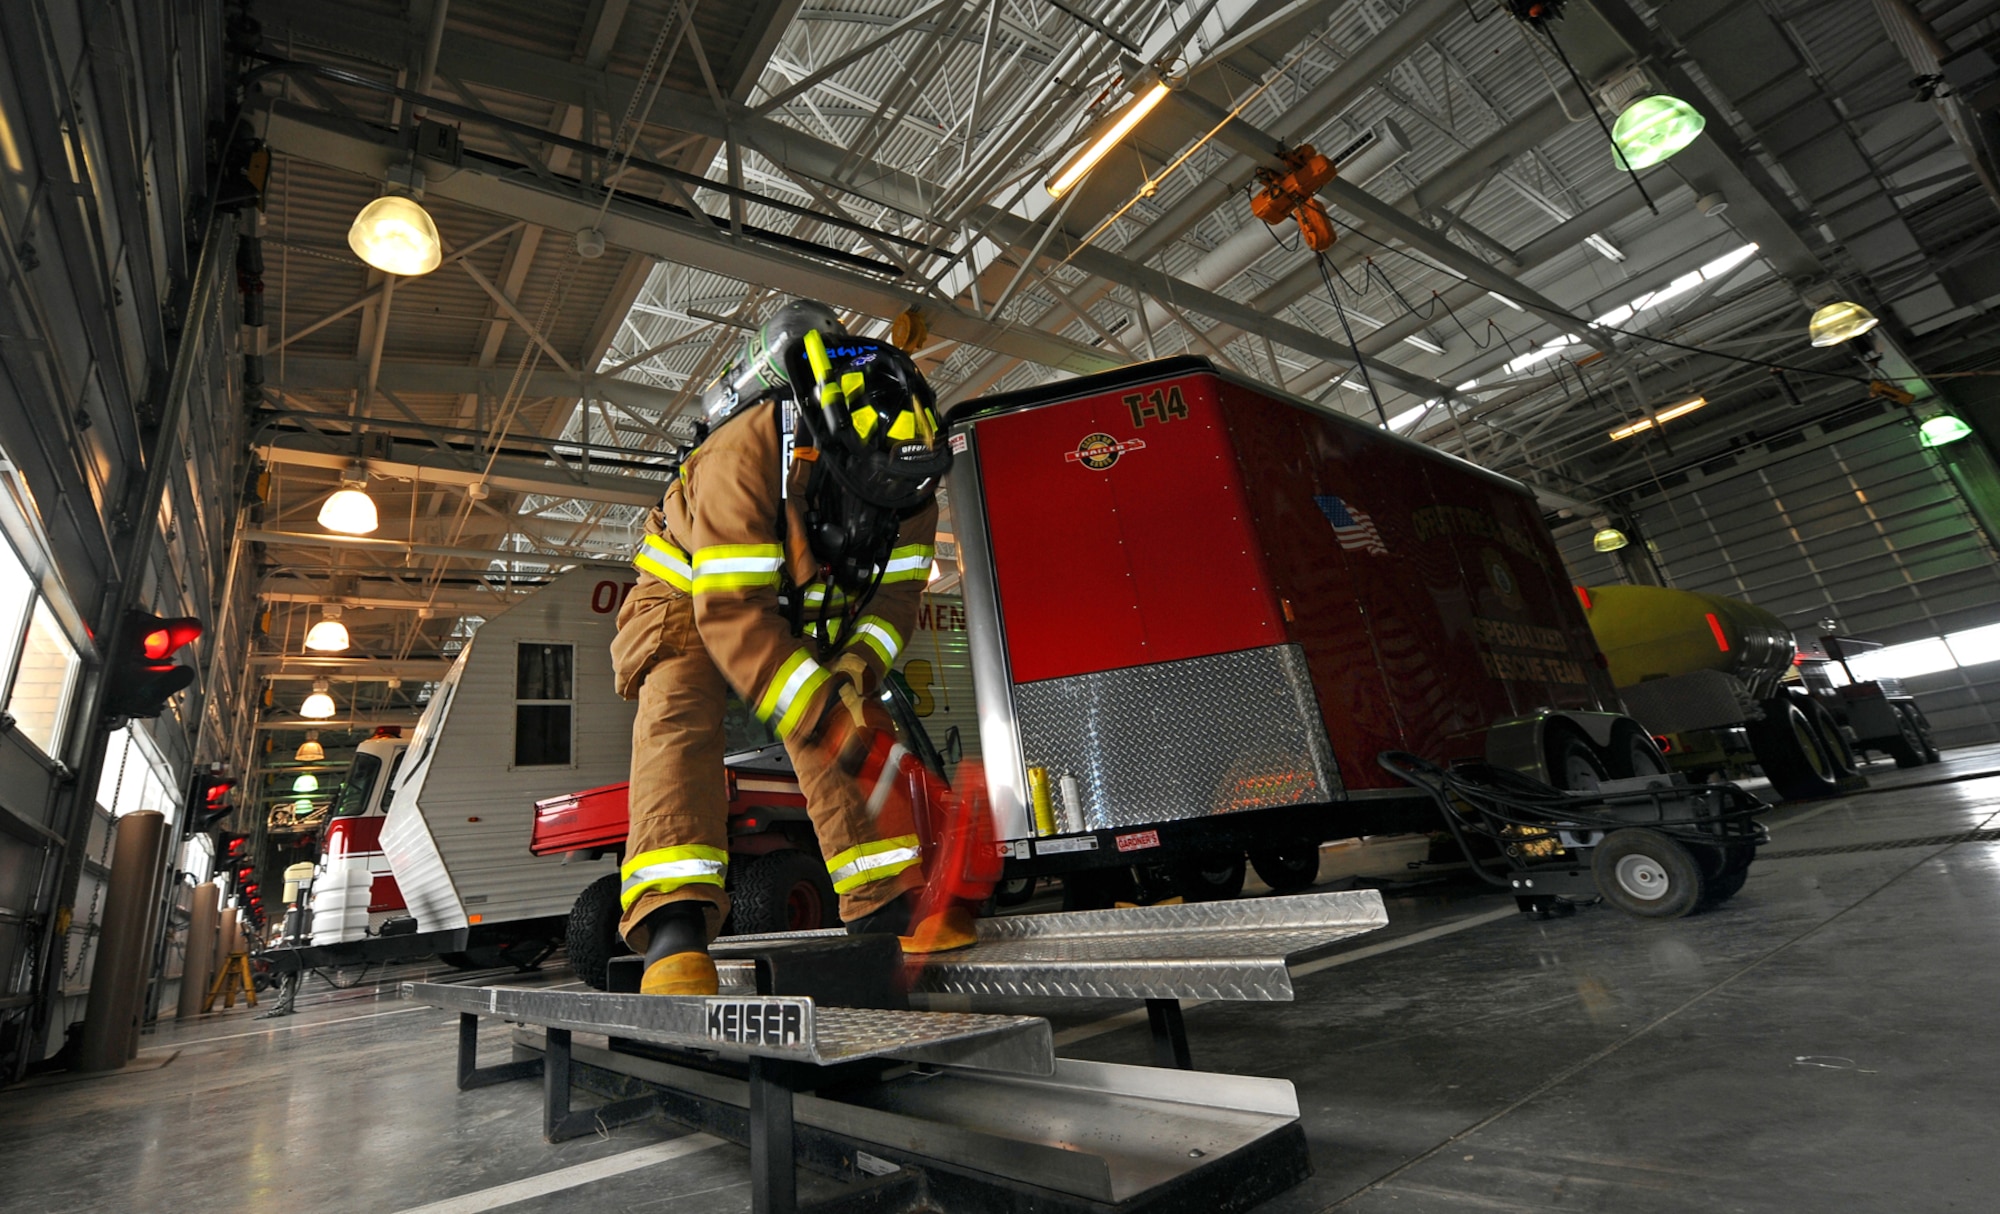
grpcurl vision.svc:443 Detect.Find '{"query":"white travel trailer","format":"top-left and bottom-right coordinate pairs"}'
top-left (373, 566), bottom-right (637, 962)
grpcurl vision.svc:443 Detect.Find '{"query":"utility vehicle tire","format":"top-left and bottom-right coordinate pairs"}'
top-left (1746, 695), bottom-right (1840, 800)
top-left (729, 849), bottom-right (836, 936)
top-left (1804, 698), bottom-right (1860, 777)
top-left (566, 872), bottom-right (629, 991)
top-left (1545, 725), bottom-right (1608, 792)
top-left (1249, 841), bottom-right (1322, 893)
top-left (1592, 828), bottom-right (1705, 918)
top-left (1604, 719), bottom-right (1670, 780)
top-left (1892, 702), bottom-right (1940, 765)
top-left (1885, 704), bottom-right (1927, 769)
top-left (1171, 853), bottom-right (1247, 902)
top-left (994, 876), bottom-right (1038, 908)
top-left (1699, 867), bottom-right (1750, 907)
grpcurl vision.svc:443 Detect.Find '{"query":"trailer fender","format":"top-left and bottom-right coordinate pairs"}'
top-left (1485, 711), bottom-right (1628, 782)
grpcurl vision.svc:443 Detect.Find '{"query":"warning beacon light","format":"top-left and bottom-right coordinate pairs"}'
top-left (104, 610), bottom-right (203, 720)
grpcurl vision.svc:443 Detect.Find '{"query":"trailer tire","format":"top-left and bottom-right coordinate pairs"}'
top-left (1593, 828), bottom-right (1704, 918)
top-left (1884, 704), bottom-right (1927, 768)
top-left (1805, 698), bottom-right (1860, 777)
top-left (1699, 867), bottom-right (1750, 907)
top-left (1249, 842), bottom-right (1321, 893)
top-left (731, 849), bottom-right (836, 936)
top-left (994, 876), bottom-right (1038, 908)
top-left (1746, 696), bottom-right (1840, 800)
top-left (565, 873), bottom-right (630, 991)
top-left (1604, 720), bottom-right (1669, 780)
top-left (1545, 725), bottom-right (1608, 791)
top-left (1172, 853), bottom-right (1246, 902)
top-left (1062, 867), bottom-right (1136, 912)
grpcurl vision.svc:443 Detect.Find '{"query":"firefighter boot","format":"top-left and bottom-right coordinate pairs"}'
top-left (637, 901), bottom-right (718, 996)
top-left (846, 894), bottom-right (977, 954)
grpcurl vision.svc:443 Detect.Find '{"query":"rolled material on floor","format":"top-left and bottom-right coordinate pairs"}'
top-left (75, 811), bottom-right (167, 1072)
top-left (176, 884), bottom-right (220, 1022)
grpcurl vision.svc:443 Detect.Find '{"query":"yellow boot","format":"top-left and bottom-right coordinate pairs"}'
top-left (640, 952), bottom-right (719, 995)
top-left (900, 904), bottom-right (978, 954)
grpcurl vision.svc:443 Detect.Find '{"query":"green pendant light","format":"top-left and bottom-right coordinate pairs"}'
top-left (1611, 95), bottom-right (1706, 169)
top-left (292, 773), bottom-right (320, 794)
top-left (1919, 414), bottom-right (1973, 448)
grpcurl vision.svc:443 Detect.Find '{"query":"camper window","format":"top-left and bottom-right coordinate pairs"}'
top-left (515, 642), bottom-right (574, 767)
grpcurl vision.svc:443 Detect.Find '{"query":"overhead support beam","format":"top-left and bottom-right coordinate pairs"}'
top-left (260, 107), bottom-right (1118, 378)
top-left (253, 657), bottom-right (456, 678)
top-left (275, 355), bottom-right (686, 414)
top-left (258, 715), bottom-right (426, 730)
top-left (258, 586), bottom-right (521, 613)
top-left (240, 528), bottom-right (633, 568)
top-left (257, 430), bottom-right (671, 507)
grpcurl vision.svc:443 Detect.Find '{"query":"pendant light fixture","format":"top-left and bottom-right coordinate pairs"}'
top-left (301, 680), bottom-right (336, 720)
top-left (294, 731), bottom-right (325, 762)
top-left (1592, 527), bottom-right (1631, 553)
top-left (1808, 300), bottom-right (1881, 347)
top-left (304, 605), bottom-right (351, 653)
top-left (292, 773), bottom-right (320, 794)
top-left (347, 194), bottom-right (442, 276)
top-left (1919, 414), bottom-right (1974, 448)
top-left (1609, 95), bottom-right (1706, 169)
top-left (318, 464), bottom-right (378, 535)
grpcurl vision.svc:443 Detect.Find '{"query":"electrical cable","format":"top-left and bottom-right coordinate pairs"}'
top-left (1535, 25), bottom-right (1659, 217)
top-left (1316, 252), bottom-right (1390, 426)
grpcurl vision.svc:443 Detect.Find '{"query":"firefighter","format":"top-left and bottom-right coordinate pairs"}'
top-left (611, 300), bottom-right (971, 996)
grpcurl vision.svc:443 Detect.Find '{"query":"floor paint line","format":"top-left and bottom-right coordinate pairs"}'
top-left (392, 1134), bottom-right (727, 1214)
top-left (1052, 903), bottom-right (1515, 1049)
top-left (143, 1005), bottom-right (435, 1051)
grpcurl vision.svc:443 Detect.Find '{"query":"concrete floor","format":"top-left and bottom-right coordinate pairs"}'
top-left (5, 744), bottom-right (1999, 1213)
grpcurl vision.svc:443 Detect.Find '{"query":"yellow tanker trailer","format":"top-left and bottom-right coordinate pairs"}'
top-left (1581, 585), bottom-right (1864, 800)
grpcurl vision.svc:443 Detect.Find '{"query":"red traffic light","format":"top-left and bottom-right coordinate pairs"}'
top-left (140, 617), bottom-right (203, 660)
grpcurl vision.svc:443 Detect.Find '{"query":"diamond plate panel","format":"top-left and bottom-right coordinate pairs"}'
top-left (908, 890), bottom-right (1388, 1001)
top-left (401, 982), bottom-right (1051, 1073)
top-left (1013, 644), bottom-right (1340, 831)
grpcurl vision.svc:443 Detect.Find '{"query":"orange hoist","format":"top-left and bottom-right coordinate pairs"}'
top-left (1249, 145), bottom-right (1337, 251)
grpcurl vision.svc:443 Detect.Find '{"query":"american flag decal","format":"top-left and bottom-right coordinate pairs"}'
top-left (1315, 495), bottom-right (1387, 555)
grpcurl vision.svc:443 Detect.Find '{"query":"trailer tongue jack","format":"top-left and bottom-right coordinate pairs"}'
top-left (403, 890), bottom-right (1387, 1213)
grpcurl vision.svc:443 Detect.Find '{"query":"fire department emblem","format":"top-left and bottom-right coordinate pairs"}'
top-left (1066, 432), bottom-right (1145, 470)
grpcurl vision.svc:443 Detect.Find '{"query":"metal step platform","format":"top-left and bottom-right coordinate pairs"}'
top-left (403, 891), bottom-right (1390, 1213)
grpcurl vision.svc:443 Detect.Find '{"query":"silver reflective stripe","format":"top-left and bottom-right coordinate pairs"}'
top-left (864, 743), bottom-right (911, 820)
top-left (855, 620), bottom-right (902, 663)
top-left (829, 845), bottom-right (922, 888)
top-left (620, 857), bottom-right (726, 896)
top-left (693, 554), bottom-right (784, 575)
top-left (770, 654), bottom-right (825, 720)
top-left (881, 553), bottom-right (931, 576)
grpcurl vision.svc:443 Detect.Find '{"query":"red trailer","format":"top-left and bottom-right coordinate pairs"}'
top-left (947, 357), bottom-right (1661, 904)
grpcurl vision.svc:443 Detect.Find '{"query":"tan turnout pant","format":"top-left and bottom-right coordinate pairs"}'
top-left (613, 581), bottom-right (917, 951)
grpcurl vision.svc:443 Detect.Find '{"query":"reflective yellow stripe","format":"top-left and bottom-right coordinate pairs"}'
top-left (691, 543), bottom-right (783, 595)
top-left (618, 844), bottom-right (728, 910)
top-left (801, 582), bottom-right (850, 609)
top-left (853, 616), bottom-right (903, 667)
top-left (632, 534), bottom-right (692, 591)
top-left (757, 650), bottom-right (832, 739)
top-left (879, 543), bottom-right (935, 584)
top-left (826, 835), bottom-right (922, 894)
top-left (887, 410), bottom-right (916, 441)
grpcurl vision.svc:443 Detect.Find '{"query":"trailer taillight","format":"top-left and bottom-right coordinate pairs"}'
top-left (1653, 735), bottom-right (1674, 754)
top-left (1705, 612), bottom-right (1730, 652)
top-left (1574, 586), bottom-right (1592, 610)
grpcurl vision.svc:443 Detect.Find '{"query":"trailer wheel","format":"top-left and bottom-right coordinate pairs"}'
top-left (1249, 842), bottom-right (1321, 893)
top-left (1172, 853), bottom-right (1246, 902)
top-left (1699, 867), bottom-right (1750, 907)
top-left (1746, 696), bottom-right (1840, 800)
top-left (1887, 703), bottom-right (1932, 768)
top-left (565, 872), bottom-right (630, 991)
top-left (731, 849), bottom-right (835, 936)
top-left (1592, 828), bottom-right (1704, 918)
top-left (994, 876), bottom-right (1038, 907)
top-left (1545, 726), bottom-right (1608, 791)
top-left (1907, 703), bottom-right (1941, 763)
top-left (1062, 867), bottom-right (1136, 912)
top-left (1604, 720), bottom-right (1669, 780)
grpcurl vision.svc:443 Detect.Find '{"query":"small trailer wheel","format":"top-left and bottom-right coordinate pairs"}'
top-left (994, 875), bottom-right (1038, 907)
top-left (1699, 867), bottom-right (1749, 907)
top-left (1249, 841), bottom-right (1321, 893)
top-left (565, 872), bottom-right (630, 991)
top-left (1171, 853), bottom-right (1246, 902)
top-left (1592, 828), bottom-right (1705, 918)
top-left (731, 849), bottom-right (836, 935)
